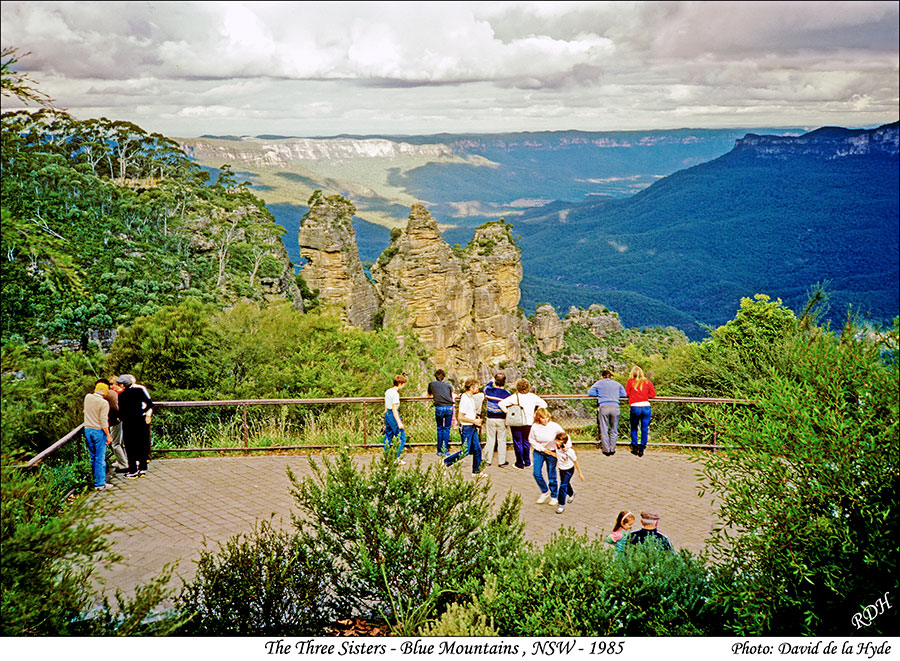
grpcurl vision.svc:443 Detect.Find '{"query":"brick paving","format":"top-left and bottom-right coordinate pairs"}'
top-left (91, 445), bottom-right (720, 600)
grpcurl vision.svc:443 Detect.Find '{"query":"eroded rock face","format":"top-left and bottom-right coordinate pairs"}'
top-left (562, 304), bottom-right (624, 338)
top-left (531, 305), bottom-right (564, 354)
top-left (298, 192), bottom-right (378, 330)
top-left (371, 205), bottom-right (524, 379)
top-left (527, 303), bottom-right (624, 357)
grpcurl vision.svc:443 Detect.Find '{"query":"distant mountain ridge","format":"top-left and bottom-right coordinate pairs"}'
top-left (733, 121), bottom-right (899, 160)
top-left (516, 122), bottom-right (899, 337)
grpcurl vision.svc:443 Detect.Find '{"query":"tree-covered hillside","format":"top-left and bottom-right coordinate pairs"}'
top-left (516, 124), bottom-right (900, 337)
top-left (1, 108), bottom-right (300, 346)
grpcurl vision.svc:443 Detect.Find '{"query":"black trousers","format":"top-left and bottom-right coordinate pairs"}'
top-left (123, 419), bottom-right (150, 472)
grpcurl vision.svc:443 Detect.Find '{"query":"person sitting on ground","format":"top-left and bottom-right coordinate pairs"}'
top-left (605, 510), bottom-right (635, 555)
top-left (627, 509), bottom-right (674, 552)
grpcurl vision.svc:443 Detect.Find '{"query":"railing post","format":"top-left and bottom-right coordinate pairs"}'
top-left (242, 403), bottom-right (249, 454)
top-left (712, 402), bottom-right (718, 453)
top-left (362, 401), bottom-right (368, 447)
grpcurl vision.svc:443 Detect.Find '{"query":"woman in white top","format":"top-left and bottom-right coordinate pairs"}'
top-left (498, 379), bottom-right (547, 469)
top-left (528, 408), bottom-right (564, 505)
top-left (443, 378), bottom-right (483, 475)
top-left (384, 374), bottom-right (407, 462)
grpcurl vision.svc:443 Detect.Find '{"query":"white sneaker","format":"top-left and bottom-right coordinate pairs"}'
top-left (536, 492), bottom-right (549, 504)
top-left (556, 505), bottom-right (565, 514)
top-left (567, 494), bottom-right (574, 503)
top-left (549, 498), bottom-right (558, 506)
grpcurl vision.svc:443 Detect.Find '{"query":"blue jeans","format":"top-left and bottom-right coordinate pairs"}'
top-left (434, 405), bottom-right (453, 454)
top-left (630, 406), bottom-right (652, 448)
top-left (84, 427), bottom-right (107, 488)
top-left (444, 425), bottom-right (482, 473)
top-left (558, 467), bottom-right (575, 505)
top-left (533, 450), bottom-right (558, 497)
top-left (384, 410), bottom-right (406, 457)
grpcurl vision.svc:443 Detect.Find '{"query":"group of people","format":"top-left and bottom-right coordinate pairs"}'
top-left (604, 509), bottom-right (673, 553)
top-left (82, 374), bottom-right (154, 490)
top-left (382, 365), bottom-right (659, 518)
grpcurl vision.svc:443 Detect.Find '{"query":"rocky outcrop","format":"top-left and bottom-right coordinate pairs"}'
top-left (298, 192), bottom-right (378, 330)
top-left (527, 303), bottom-right (625, 356)
top-left (562, 304), bottom-right (624, 338)
top-left (371, 205), bottom-right (524, 379)
top-left (531, 305), bottom-right (564, 354)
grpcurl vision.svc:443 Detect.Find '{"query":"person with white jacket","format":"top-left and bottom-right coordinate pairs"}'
top-left (498, 379), bottom-right (547, 469)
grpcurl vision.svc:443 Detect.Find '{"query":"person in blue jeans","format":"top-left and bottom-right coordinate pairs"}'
top-left (528, 408), bottom-right (564, 505)
top-left (384, 374), bottom-right (408, 463)
top-left (444, 378), bottom-right (483, 475)
top-left (427, 369), bottom-right (454, 456)
top-left (83, 380), bottom-right (113, 490)
top-left (625, 366), bottom-right (656, 457)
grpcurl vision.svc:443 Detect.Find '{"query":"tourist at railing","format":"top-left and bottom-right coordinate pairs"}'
top-left (588, 369), bottom-right (627, 456)
top-left (498, 379), bottom-right (547, 469)
top-left (482, 372), bottom-right (511, 468)
top-left (553, 431), bottom-right (583, 514)
top-left (106, 378), bottom-right (128, 473)
top-left (383, 374), bottom-right (408, 464)
top-left (83, 380), bottom-right (113, 490)
top-left (528, 408), bottom-right (564, 506)
top-left (625, 366), bottom-right (656, 457)
top-left (627, 509), bottom-right (673, 552)
top-left (443, 378), bottom-right (483, 476)
top-left (426, 369), bottom-right (454, 457)
top-left (117, 374), bottom-right (154, 478)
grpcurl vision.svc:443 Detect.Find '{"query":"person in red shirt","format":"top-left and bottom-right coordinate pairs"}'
top-left (625, 366), bottom-right (656, 457)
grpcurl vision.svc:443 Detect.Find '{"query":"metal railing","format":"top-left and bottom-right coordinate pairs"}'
top-left (17, 394), bottom-right (753, 467)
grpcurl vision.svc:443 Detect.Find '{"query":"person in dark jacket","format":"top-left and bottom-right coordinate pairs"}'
top-left (627, 509), bottom-right (673, 552)
top-left (116, 374), bottom-right (154, 477)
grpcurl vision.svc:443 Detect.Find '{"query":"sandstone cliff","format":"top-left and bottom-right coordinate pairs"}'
top-left (527, 303), bottom-right (624, 356)
top-left (371, 205), bottom-right (525, 380)
top-left (530, 305), bottom-right (564, 354)
top-left (297, 191), bottom-right (379, 330)
top-left (562, 304), bottom-right (624, 338)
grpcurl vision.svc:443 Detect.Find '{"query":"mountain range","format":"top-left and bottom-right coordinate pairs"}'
top-left (179, 123), bottom-right (899, 338)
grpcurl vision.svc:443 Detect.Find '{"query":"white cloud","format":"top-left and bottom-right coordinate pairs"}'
top-left (1, 1), bottom-right (896, 136)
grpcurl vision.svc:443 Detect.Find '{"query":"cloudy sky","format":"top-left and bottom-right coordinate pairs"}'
top-left (1, 1), bottom-right (898, 137)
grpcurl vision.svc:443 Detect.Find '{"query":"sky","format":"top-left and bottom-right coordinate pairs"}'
top-left (1, 1), bottom-right (898, 138)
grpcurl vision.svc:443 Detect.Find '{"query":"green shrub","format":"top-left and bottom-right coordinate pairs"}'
top-left (176, 519), bottom-right (330, 635)
top-left (477, 531), bottom-right (719, 636)
top-left (1, 455), bottom-right (179, 635)
top-left (288, 451), bottom-right (524, 625)
top-left (696, 322), bottom-right (899, 635)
